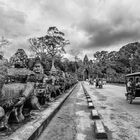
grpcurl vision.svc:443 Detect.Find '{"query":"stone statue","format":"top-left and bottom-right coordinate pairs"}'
top-left (0, 54), bottom-right (8, 130)
top-left (0, 54), bottom-right (35, 130)
top-left (0, 50), bottom-right (47, 131)
top-left (29, 58), bottom-right (49, 107)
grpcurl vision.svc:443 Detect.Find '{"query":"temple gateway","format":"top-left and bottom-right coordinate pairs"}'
top-left (77, 55), bottom-right (94, 81)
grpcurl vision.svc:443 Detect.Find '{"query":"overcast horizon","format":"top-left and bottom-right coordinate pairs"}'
top-left (0, 0), bottom-right (140, 60)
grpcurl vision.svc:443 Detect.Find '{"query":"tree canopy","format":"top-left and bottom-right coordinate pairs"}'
top-left (92, 42), bottom-right (140, 82)
top-left (10, 49), bottom-right (28, 68)
top-left (29, 27), bottom-right (69, 58)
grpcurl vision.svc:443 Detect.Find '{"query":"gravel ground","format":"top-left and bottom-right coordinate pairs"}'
top-left (83, 82), bottom-right (140, 140)
top-left (38, 83), bottom-right (94, 140)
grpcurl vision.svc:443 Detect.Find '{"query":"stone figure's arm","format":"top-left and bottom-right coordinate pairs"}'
top-left (22, 82), bottom-right (34, 97)
top-left (15, 82), bottom-right (35, 106)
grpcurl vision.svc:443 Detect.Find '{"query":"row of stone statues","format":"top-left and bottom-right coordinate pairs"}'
top-left (0, 54), bottom-right (77, 132)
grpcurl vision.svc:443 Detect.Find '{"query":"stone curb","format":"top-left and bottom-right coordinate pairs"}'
top-left (82, 83), bottom-right (108, 139)
top-left (7, 84), bottom-right (78, 140)
top-left (84, 92), bottom-right (89, 96)
top-left (81, 84), bottom-right (94, 109)
top-left (85, 92), bottom-right (89, 96)
top-left (85, 94), bottom-right (89, 97)
top-left (94, 120), bottom-right (108, 139)
top-left (88, 102), bottom-right (94, 109)
top-left (91, 109), bottom-right (100, 119)
top-left (87, 98), bottom-right (92, 102)
top-left (82, 84), bottom-right (91, 99)
top-left (81, 83), bottom-right (87, 94)
top-left (86, 95), bottom-right (90, 99)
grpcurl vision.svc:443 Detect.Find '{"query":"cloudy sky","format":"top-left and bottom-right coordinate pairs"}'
top-left (0, 0), bottom-right (140, 60)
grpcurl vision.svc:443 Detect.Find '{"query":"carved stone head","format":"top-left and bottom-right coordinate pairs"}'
top-left (33, 62), bottom-right (44, 74)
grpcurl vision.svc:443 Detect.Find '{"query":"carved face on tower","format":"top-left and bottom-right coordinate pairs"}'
top-left (33, 62), bottom-right (44, 74)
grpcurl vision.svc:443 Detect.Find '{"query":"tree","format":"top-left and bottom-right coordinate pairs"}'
top-left (10, 49), bottom-right (28, 68)
top-left (117, 42), bottom-right (140, 73)
top-left (29, 27), bottom-right (70, 72)
top-left (92, 42), bottom-right (140, 82)
top-left (93, 51), bottom-right (109, 77)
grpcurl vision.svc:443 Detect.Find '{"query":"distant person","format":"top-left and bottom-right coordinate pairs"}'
top-left (99, 79), bottom-right (102, 85)
top-left (95, 78), bottom-right (99, 88)
top-left (127, 78), bottom-right (133, 92)
top-left (98, 79), bottom-right (103, 88)
top-left (136, 78), bottom-right (140, 88)
top-left (89, 78), bottom-right (93, 85)
top-left (103, 79), bottom-right (106, 85)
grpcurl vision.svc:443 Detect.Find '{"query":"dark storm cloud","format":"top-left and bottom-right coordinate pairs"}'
top-left (75, 14), bottom-right (140, 49)
top-left (90, 28), bottom-right (140, 47)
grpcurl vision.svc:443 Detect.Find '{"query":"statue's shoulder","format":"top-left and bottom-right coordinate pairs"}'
top-left (43, 74), bottom-right (48, 79)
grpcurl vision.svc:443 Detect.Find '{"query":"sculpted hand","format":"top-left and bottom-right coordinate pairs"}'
top-left (15, 97), bottom-right (26, 106)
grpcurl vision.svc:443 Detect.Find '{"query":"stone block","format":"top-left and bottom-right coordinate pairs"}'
top-left (94, 120), bottom-right (108, 139)
top-left (91, 109), bottom-right (100, 119)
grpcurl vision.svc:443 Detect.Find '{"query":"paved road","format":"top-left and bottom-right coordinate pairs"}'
top-left (38, 82), bottom-right (140, 140)
top-left (83, 82), bottom-right (140, 140)
top-left (38, 83), bottom-right (95, 140)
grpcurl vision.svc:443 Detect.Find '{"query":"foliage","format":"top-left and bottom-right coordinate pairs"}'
top-left (9, 49), bottom-right (28, 68)
top-left (29, 27), bottom-right (70, 72)
top-left (29, 27), bottom-right (69, 58)
top-left (93, 42), bottom-right (140, 82)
